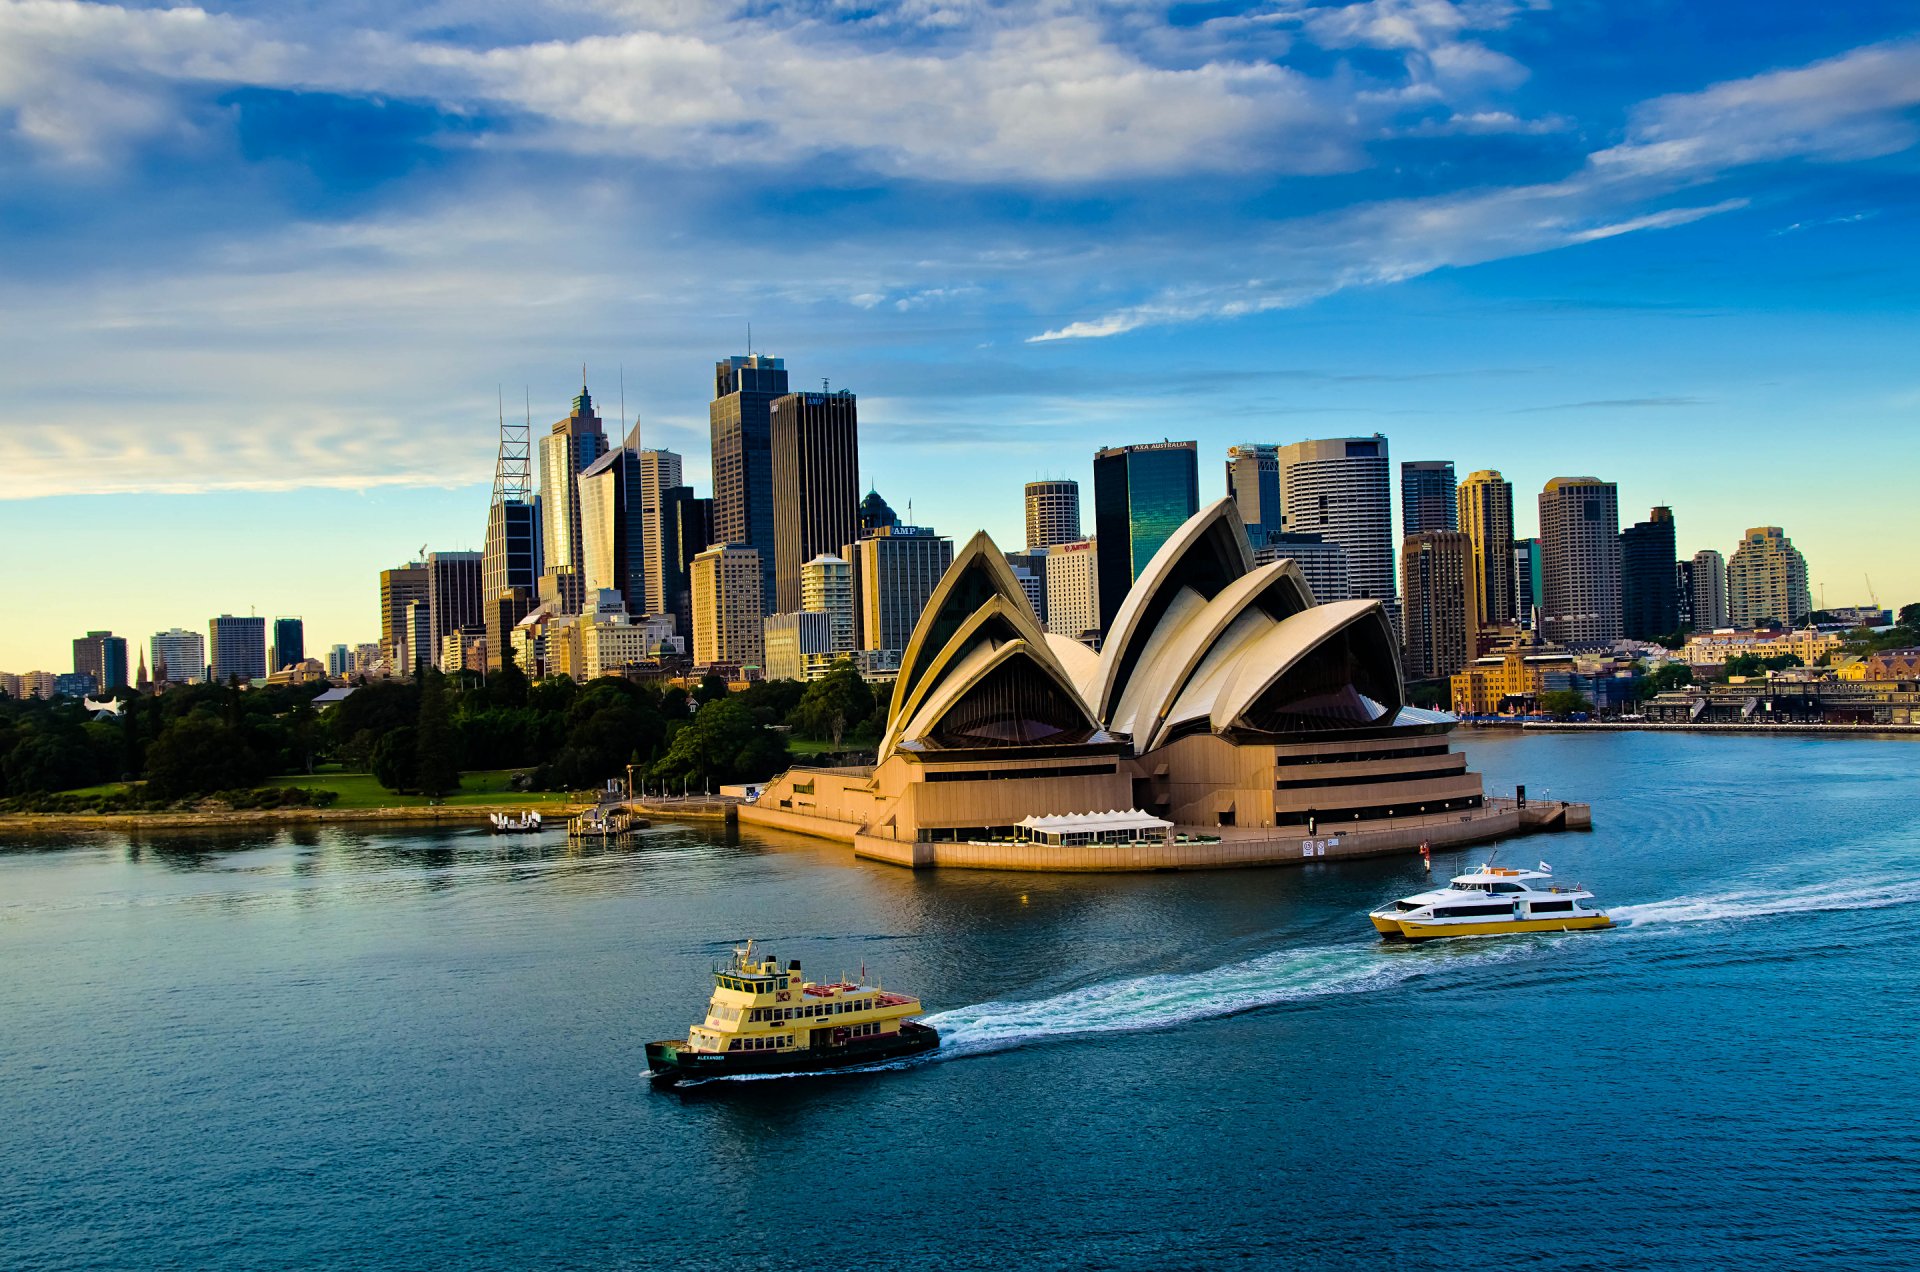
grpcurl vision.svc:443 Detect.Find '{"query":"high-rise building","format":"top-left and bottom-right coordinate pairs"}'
top-left (710, 353), bottom-right (788, 612)
top-left (1044, 538), bottom-right (1100, 639)
top-left (72, 631), bottom-right (129, 694)
top-left (1513, 538), bottom-right (1542, 630)
top-left (1004, 548), bottom-right (1048, 626)
top-left (209, 614), bottom-right (267, 684)
top-left (426, 552), bottom-right (483, 668)
top-left (404, 601), bottom-right (432, 677)
top-left (1401, 461), bottom-right (1457, 535)
top-left (1456, 469), bottom-right (1516, 633)
top-left (1225, 444), bottom-right (1283, 544)
top-left (1401, 531), bottom-right (1477, 681)
top-left (691, 544), bottom-right (765, 671)
top-left (763, 611), bottom-right (835, 683)
top-left (859, 487), bottom-right (900, 537)
top-left (1620, 507), bottom-right (1679, 641)
top-left (150, 628), bottom-right (205, 684)
top-left (847, 525), bottom-right (955, 656)
top-left (487, 588), bottom-right (535, 670)
top-left (327, 644), bottom-right (352, 677)
top-left (22, 671), bottom-right (57, 699)
top-left (380, 563), bottom-right (430, 668)
top-left (578, 439), bottom-right (647, 610)
top-left (1689, 549), bottom-right (1729, 630)
top-left (1024, 480), bottom-right (1082, 549)
top-left (269, 617), bottom-right (305, 672)
top-left (660, 485), bottom-right (714, 641)
top-left (537, 382), bottom-right (609, 615)
top-left (482, 404), bottom-right (539, 653)
top-left (637, 448), bottom-right (683, 616)
top-left (1253, 533), bottom-right (1349, 604)
top-left (1675, 560), bottom-right (1694, 631)
top-left (1093, 441), bottom-right (1200, 632)
top-left (801, 553), bottom-right (855, 655)
top-left (1538, 477), bottom-right (1621, 647)
top-left (1275, 435), bottom-right (1395, 618)
top-left (1728, 526), bottom-right (1811, 627)
top-left (770, 389), bottom-right (860, 615)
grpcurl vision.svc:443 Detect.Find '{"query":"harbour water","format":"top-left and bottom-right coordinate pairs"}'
top-left (4, 732), bottom-right (1919, 1270)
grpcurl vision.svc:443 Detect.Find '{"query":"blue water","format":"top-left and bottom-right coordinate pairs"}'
top-left (3, 732), bottom-right (1919, 1270)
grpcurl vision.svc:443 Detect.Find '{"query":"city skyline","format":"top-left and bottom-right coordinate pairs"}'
top-left (4, 4), bottom-right (1919, 667)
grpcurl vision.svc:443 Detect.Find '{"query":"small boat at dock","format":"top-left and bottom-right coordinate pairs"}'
top-left (487, 811), bottom-right (546, 834)
top-left (1370, 862), bottom-right (1611, 940)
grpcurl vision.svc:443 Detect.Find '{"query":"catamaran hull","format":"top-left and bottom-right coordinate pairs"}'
top-left (1372, 913), bottom-right (1613, 940)
top-left (646, 1022), bottom-right (941, 1086)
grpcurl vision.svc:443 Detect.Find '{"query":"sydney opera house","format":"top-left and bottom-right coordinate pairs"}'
top-left (740, 500), bottom-right (1584, 870)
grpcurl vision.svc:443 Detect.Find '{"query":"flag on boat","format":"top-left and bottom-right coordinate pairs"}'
top-left (1538, 860), bottom-right (1553, 874)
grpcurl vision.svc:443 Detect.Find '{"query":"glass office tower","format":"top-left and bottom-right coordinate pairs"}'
top-left (1092, 441), bottom-right (1200, 633)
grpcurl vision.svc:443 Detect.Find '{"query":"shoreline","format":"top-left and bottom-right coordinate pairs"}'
top-left (0, 803), bottom-right (589, 836)
top-left (1463, 722), bottom-right (1920, 736)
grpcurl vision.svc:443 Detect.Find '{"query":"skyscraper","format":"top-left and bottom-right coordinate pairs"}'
top-left (800, 553), bottom-right (855, 655)
top-left (71, 631), bottom-right (128, 694)
top-left (537, 382), bottom-right (609, 615)
top-left (578, 438), bottom-right (647, 610)
top-left (1253, 533), bottom-right (1349, 604)
top-left (1675, 560), bottom-right (1694, 631)
top-left (270, 617), bottom-right (305, 671)
top-left (151, 628), bottom-right (205, 684)
top-left (1044, 539), bottom-right (1099, 640)
top-left (637, 448), bottom-right (683, 616)
top-left (1400, 531), bottom-right (1476, 681)
top-left (1004, 548), bottom-right (1048, 626)
top-left (380, 563), bottom-right (430, 668)
top-left (1225, 444), bottom-right (1283, 543)
top-left (691, 544), bottom-right (765, 670)
top-left (209, 615), bottom-right (267, 683)
top-left (770, 388), bottom-right (860, 615)
top-left (1093, 441), bottom-right (1200, 632)
top-left (710, 353), bottom-right (788, 611)
top-left (1400, 461), bottom-right (1457, 535)
top-left (859, 487), bottom-right (900, 536)
top-left (1513, 538), bottom-right (1542, 630)
top-left (1024, 480), bottom-right (1082, 549)
top-left (1727, 527), bottom-right (1811, 627)
top-left (847, 524), bottom-right (955, 655)
top-left (1538, 477), bottom-right (1621, 646)
top-left (1457, 469), bottom-right (1516, 633)
top-left (1275, 435), bottom-right (1395, 617)
top-left (660, 485), bottom-right (713, 641)
top-left (1620, 507), bottom-right (1679, 640)
top-left (426, 552), bottom-right (483, 667)
top-left (482, 404), bottom-right (539, 669)
top-left (1689, 548), bottom-right (1729, 630)
top-left (327, 644), bottom-right (352, 677)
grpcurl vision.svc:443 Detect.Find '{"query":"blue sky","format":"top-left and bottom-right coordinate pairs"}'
top-left (2, 0), bottom-right (1916, 670)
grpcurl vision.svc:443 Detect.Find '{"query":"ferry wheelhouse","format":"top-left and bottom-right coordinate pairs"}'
top-left (645, 942), bottom-right (939, 1086)
top-left (1370, 863), bottom-right (1611, 940)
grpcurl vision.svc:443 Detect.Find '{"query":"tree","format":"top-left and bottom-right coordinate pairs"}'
top-left (146, 716), bottom-right (265, 799)
top-left (2, 728), bottom-right (99, 795)
top-left (372, 726), bottom-right (418, 793)
top-left (692, 673), bottom-right (731, 706)
top-left (1900, 602), bottom-right (1920, 630)
top-left (650, 699), bottom-right (790, 789)
top-left (790, 662), bottom-right (876, 747)
top-left (1537, 690), bottom-right (1593, 718)
top-left (1648, 663), bottom-right (1694, 692)
top-left (412, 670), bottom-right (461, 797)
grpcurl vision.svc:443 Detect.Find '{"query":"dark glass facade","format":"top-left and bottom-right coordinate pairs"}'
top-left (1400, 460), bottom-right (1457, 535)
top-left (1620, 506), bottom-right (1679, 640)
top-left (71, 631), bottom-right (129, 694)
top-left (770, 390), bottom-right (860, 614)
top-left (709, 354), bottom-right (787, 613)
top-left (270, 618), bottom-right (304, 671)
top-left (1092, 441), bottom-right (1200, 633)
top-left (661, 485), bottom-right (714, 640)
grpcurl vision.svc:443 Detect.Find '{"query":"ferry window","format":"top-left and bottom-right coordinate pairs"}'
top-left (1532, 901), bottom-right (1574, 913)
top-left (1492, 883), bottom-right (1525, 894)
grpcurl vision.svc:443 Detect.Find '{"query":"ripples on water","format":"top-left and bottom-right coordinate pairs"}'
top-left (3, 733), bottom-right (1919, 1271)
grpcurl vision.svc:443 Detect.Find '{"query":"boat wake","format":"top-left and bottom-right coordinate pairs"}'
top-left (1611, 874), bottom-right (1920, 929)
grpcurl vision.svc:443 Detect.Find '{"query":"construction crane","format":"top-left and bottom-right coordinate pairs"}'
top-left (1866, 574), bottom-right (1878, 609)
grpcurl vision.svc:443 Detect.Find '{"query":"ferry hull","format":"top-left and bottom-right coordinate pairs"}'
top-left (1374, 913), bottom-right (1613, 941)
top-left (646, 1022), bottom-right (940, 1086)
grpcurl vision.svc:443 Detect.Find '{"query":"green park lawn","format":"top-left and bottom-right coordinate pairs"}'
top-left (273, 769), bottom-right (574, 810)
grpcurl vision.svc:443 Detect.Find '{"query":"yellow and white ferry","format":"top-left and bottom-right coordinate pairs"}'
top-left (1370, 863), bottom-right (1612, 940)
top-left (645, 941), bottom-right (939, 1086)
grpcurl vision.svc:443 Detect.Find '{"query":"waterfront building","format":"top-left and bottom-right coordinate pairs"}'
top-left (1400, 461), bottom-right (1457, 535)
top-left (537, 382), bottom-right (609, 615)
top-left (770, 388), bottom-right (860, 615)
top-left (764, 611), bottom-right (835, 682)
top-left (1538, 476), bottom-right (1621, 647)
top-left (637, 448), bottom-right (683, 616)
top-left (1680, 627), bottom-right (1840, 669)
top-left (691, 544), bottom-right (765, 671)
top-left (209, 614), bottom-right (267, 684)
top-left (710, 353), bottom-right (788, 611)
top-left (1044, 538), bottom-right (1100, 640)
top-left (1400, 531), bottom-right (1477, 681)
top-left (1513, 538), bottom-right (1542, 630)
top-left (660, 486), bottom-right (714, 640)
top-left (1093, 440), bottom-right (1200, 633)
top-left (1224, 445), bottom-right (1282, 543)
top-left (801, 553), bottom-right (855, 655)
top-left (379, 563), bottom-right (429, 668)
top-left (847, 524), bottom-right (954, 657)
top-left (425, 552), bottom-right (484, 669)
top-left (151, 628), bottom-right (205, 684)
top-left (1689, 549), bottom-right (1729, 631)
top-left (1275, 435), bottom-right (1396, 621)
top-left (268, 617), bottom-right (305, 672)
top-left (1450, 645), bottom-right (1577, 716)
top-left (1728, 526), bottom-right (1812, 628)
top-left (1863, 648), bottom-right (1920, 679)
top-left (1024, 480), bottom-right (1082, 549)
top-left (1252, 533), bottom-right (1348, 603)
top-left (749, 500), bottom-right (1519, 867)
top-left (1619, 507), bottom-right (1679, 641)
top-left (482, 408), bottom-right (540, 664)
top-left (578, 439), bottom-right (647, 609)
top-left (72, 631), bottom-right (129, 694)
top-left (1457, 470), bottom-right (1516, 635)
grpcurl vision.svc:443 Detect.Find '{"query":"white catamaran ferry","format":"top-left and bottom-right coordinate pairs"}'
top-left (1370, 862), bottom-right (1611, 940)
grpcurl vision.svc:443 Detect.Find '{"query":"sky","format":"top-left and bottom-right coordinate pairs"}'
top-left (1, 0), bottom-right (1916, 671)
